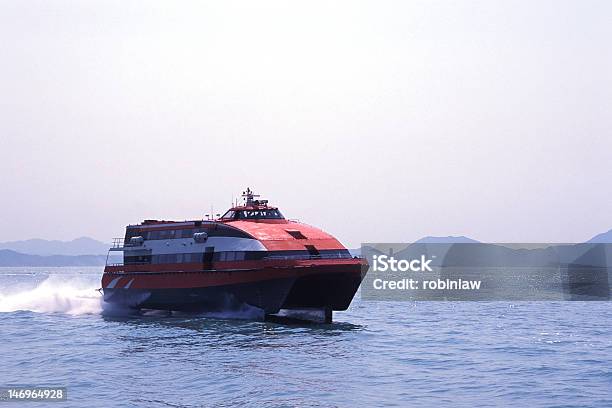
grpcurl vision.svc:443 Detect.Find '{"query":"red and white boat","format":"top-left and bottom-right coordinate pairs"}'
top-left (102, 188), bottom-right (364, 322)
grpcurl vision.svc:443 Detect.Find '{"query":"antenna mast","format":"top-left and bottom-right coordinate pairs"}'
top-left (242, 187), bottom-right (260, 206)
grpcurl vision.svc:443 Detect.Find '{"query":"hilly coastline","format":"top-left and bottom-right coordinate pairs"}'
top-left (1, 230), bottom-right (610, 267)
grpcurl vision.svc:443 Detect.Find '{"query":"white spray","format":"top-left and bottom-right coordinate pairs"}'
top-left (0, 273), bottom-right (102, 315)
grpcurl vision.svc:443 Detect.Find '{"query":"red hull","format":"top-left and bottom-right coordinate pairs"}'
top-left (102, 259), bottom-right (364, 314)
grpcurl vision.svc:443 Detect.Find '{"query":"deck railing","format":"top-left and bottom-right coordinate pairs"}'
top-left (111, 238), bottom-right (124, 249)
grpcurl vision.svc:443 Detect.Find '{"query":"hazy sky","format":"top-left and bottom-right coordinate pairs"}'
top-left (1, 0), bottom-right (611, 247)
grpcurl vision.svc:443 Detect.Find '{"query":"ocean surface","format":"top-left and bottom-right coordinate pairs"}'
top-left (0, 267), bottom-right (611, 408)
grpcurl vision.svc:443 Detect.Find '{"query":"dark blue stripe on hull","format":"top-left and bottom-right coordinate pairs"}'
top-left (103, 278), bottom-right (296, 314)
top-left (281, 272), bottom-right (363, 311)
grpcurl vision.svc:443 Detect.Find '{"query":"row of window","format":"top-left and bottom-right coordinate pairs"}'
top-left (124, 251), bottom-right (249, 265)
top-left (125, 225), bottom-right (250, 242)
top-left (143, 228), bottom-right (206, 241)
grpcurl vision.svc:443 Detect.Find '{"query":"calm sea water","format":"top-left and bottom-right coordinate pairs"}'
top-left (0, 267), bottom-right (611, 408)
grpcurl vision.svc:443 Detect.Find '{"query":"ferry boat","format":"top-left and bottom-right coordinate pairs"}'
top-left (101, 188), bottom-right (364, 322)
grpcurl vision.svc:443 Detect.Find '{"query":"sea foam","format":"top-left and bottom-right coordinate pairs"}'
top-left (0, 273), bottom-right (102, 315)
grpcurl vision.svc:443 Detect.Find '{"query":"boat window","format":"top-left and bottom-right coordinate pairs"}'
top-left (223, 209), bottom-right (285, 220)
top-left (221, 210), bottom-right (235, 220)
top-left (188, 253), bottom-right (202, 263)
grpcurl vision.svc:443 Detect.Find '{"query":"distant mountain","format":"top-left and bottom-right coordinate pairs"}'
top-left (0, 237), bottom-right (109, 256)
top-left (587, 229), bottom-right (612, 243)
top-left (351, 236), bottom-right (479, 256)
top-left (0, 249), bottom-right (111, 267)
top-left (414, 236), bottom-right (480, 244)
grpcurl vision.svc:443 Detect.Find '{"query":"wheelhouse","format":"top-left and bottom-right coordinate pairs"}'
top-left (219, 188), bottom-right (285, 221)
top-left (220, 208), bottom-right (284, 220)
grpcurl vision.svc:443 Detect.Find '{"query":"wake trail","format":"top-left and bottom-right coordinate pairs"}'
top-left (0, 274), bottom-right (265, 320)
top-left (0, 274), bottom-right (102, 315)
